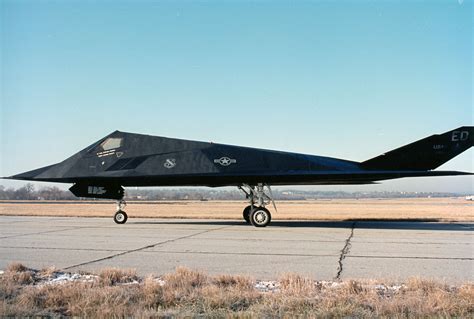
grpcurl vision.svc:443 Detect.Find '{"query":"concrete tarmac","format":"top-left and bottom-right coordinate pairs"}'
top-left (0, 216), bottom-right (472, 282)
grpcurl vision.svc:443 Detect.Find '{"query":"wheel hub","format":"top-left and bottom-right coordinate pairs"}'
top-left (255, 211), bottom-right (267, 223)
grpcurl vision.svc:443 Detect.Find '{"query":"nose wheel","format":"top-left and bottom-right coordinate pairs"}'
top-left (114, 200), bottom-right (128, 224)
top-left (114, 210), bottom-right (128, 224)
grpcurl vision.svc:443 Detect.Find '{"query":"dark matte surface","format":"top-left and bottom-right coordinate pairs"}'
top-left (6, 127), bottom-right (473, 200)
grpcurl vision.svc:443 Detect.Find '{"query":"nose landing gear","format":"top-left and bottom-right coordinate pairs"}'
top-left (113, 199), bottom-right (128, 224)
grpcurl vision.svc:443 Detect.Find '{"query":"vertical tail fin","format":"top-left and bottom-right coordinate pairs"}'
top-left (361, 127), bottom-right (473, 170)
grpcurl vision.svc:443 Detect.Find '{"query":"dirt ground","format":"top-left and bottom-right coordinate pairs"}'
top-left (0, 198), bottom-right (472, 221)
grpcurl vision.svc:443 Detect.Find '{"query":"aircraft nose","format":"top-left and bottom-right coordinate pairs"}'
top-left (7, 164), bottom-right (57, 181)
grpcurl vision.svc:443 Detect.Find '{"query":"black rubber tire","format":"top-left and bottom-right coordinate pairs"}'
top-left (250, 207), bottom-right (271, 227)
top-left (114, 210), bottom-right (128, 224)
top-left (243, 205), bottom-right (252, 224)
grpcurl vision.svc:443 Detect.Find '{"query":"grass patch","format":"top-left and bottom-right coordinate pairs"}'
top-left (98, 267), bottom-right (138, 286)
top-left (1, 263), bottom-right (473, 317)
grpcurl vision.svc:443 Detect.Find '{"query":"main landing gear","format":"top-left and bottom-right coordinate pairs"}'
top-left (113, 199), bottom-right (128, 224)
top-left (239, 183), bottom-right (277, 227)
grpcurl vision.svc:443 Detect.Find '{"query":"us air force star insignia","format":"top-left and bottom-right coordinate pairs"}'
top-left (164, 158), bottom-right (176, 169)
top-left (214, 157), bottom-right (237, 166)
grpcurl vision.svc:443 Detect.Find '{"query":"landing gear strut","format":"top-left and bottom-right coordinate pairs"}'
top-left (113, 199), bottom-right (128, 224)
top-left (238, 183), bottom-right (276, 227)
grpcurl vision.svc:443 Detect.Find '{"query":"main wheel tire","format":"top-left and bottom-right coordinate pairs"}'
top-left (243, 205), bottom-right (252, 224)
top-left (114, 210), bottom-right (128, 224)
top-left (250, 207), bottom-right (271, 227)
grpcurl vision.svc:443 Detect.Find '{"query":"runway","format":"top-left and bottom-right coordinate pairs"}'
top-left (0, 216), bottom-right (472, 282)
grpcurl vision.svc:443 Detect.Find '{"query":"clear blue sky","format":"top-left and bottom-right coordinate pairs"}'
top-left (1, 0), bottom-right (472, 193)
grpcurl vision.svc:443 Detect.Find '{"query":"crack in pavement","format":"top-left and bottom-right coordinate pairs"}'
top-left (334, 221), bottom-right (356, 281)
top-left (63, 226), bottom-right (230, 270)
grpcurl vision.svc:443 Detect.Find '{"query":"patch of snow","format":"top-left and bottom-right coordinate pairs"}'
top-left (154, 277), bottom-right (166, 286)
top-left (320, 280), bottom-right (341, 288)
top-left (40, 272), bottom-right (98, 286)
top-left (373, 283), bottom-right (406, 298)
top-left (255, 281), bottom-right (280, 292)
top-left (50, 273), bottom-right (79, 283)
top-left (121, 280), bottom-right (140, 286)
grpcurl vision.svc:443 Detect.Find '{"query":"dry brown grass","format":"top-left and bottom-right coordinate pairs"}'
top-left (6, 262), bottom-right (28, 273)
top-left (4, 263), bottom-right (35, 285)
top-left (39, 266), bottom-right (59, 279)
top-left (0, 262), bottom-right (473, 317)
top-left (0, 198), bottom-right (473, 221)
top-left (98, 267), bottom-right (138, 286)
top-left (279, 273), bottom-right (317, 296)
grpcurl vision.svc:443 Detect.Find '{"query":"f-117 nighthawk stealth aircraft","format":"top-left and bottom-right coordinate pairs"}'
top-left (6, 127), bottom-right (473, 227)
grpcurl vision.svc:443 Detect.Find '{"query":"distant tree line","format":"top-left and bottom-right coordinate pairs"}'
top-left (0, 184), bottom-right (76, 200)
top-left (0, 184), bottom-right (465, 201)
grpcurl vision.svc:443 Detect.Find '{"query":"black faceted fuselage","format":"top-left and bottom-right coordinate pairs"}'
top-left (7, 127), bottom-right (473, 200)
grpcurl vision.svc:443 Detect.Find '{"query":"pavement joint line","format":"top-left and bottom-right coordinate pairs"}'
top-left (0, 226), bottom-right (94, 239)
top-left (149, 236), bottom-right (472, 245)
top-left (141, 250), bottom-right (473, 260)
top-left (140, 250), bottom-right (337, 258)
top-left (350, 241), bottom-right (473, 245)
top-left (2, 246), bottom-right (470, 261)
top-left (191, 238), bottom-right (345, 243)
top-left (0, 246), bottom-right (124, 252)
top-left (334, 221), bottom-right (356, 281)
top-left (63, 225), bottom-right (230, 270)
top-left (346, 255), bottom-right (474, 261)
